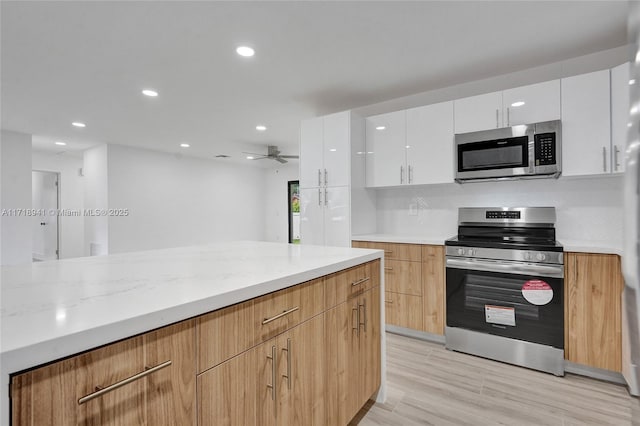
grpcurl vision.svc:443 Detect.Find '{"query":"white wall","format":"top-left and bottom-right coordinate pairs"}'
top-left (263, 163), bottom-right (299, 243)
top-left (0, 130), bottom-right (33, 265)
top-left (32, 151), bottom-right (85, 259)
top-left (83, 145), bottom-right (109, 256)
top-left (105, 144), bottom-right (266, 254)
top-left (375, 175), bottom-right (624, 248)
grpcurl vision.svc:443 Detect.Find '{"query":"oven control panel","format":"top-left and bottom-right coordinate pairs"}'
top-left (485, 211), bottom-right (521, 220)
top-left (445, 246), bottom-right (564, 265)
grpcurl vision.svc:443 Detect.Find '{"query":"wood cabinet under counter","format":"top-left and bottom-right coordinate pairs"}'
top-left (3, 242), bottom-right (384, 426)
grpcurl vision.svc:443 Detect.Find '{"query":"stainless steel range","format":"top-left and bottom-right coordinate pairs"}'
top-left (445, 207), bottom-right (564, 376)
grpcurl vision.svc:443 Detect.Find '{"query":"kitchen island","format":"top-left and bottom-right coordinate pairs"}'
top-left (1, 241), bottom-right (385, 425)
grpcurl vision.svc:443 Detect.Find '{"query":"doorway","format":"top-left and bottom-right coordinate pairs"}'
top-left (32, 170), bottom-right (59, 261)
top-left (288, 180), bottom-right (300, 244)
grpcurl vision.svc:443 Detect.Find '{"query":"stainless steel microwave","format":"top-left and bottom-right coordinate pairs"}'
top-left (455, 120), bottom-right (562, 182)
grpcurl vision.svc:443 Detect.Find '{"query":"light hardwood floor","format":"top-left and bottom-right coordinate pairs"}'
top-left (352, 333), bottom-right (640, 425)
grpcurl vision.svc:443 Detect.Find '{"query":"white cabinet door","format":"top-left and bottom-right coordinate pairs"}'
top-left (561, 70), bottom-right (612, 176)
top-left (454, 91), bottom-right (503, 134)
top-left (365, 111), bottom-right (406, 187)
top-left (406, 101), bottom-right (455, 184)
top-left (611, 62), bottom-right (630, 174)
top-left (323, 111), bottom-right (351, 187)
top-left (502, 80), bottom-right (561, 126)
top-left (324, 186), bottom-right (350, 247)
top-left (300, 117), bottom-right (324, 188)
top-left (299, 187), bottom-right (324, 245)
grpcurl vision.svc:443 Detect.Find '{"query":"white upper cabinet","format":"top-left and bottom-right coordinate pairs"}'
top-left (454, 91), bottom-right (503, 134)
top-left (365, 110), bottom-right (407, 187)
top-left (405, 101), bottom-right (455, 185)
top-left (299, 186), bottom-right (350, 247)
top-left (299, 187), bottom-right (325, 246)
top-left (502, 80), bottom-right (561, 126)
top-left (300, 118), bottom-right (324, 188)
top-left (611, 62), bottom-right (630, 174)
top-left (300, 111), bottom-right (351, 188)
top-left (454, 80), bottom-right (561, 134)
top-left (561, 69), bottom-right (612, 176)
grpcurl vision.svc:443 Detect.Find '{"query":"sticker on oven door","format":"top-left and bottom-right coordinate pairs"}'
top-left (485, 305), bottom-right (516, 326)
top-left (521, 280), bottom-right (553, 306)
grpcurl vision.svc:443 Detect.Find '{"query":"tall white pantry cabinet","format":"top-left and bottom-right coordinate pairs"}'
top-left (299, 111), bottom-right (372, 246)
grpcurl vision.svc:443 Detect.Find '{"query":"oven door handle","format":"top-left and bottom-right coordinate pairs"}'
top-left (446, 258), bottom-right (564, 278)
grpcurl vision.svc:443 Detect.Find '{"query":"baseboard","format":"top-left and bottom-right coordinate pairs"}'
top-left (564, 361), bottom-right (627, 386)
top-left (385, 325), bottom-right (446, 344)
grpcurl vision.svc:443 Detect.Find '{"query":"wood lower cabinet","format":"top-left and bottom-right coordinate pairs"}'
top-left (11, 260), bottom-right (380, 426)
top-left (422, 245), bottom-right (445, 335)
top-left (385, 291), bottom-right (424, 330)
top-left (565, 252), bottom-right (624, 372)
top-left (11, 321), bottom-right (195, 426)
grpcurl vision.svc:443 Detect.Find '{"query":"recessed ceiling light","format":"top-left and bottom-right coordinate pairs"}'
top-left (246, 156), bottom-right (255, 160)
top-left (375, 126), bottom-right (386, 130)
top-left (55, 141), bottom-right (66, 146)
top-left (180, 143), bottom-right (190, 148)
top-left (511, 101), bottom-right (525, 107)
top-left (236, 46), bottom-right (255, 57)
top-left (628, 122), bottom-right (633, 128)
top-left (256, 125), bottom-right (267, 131)
top-left (142, 89), bottom-right (158, 97)
top-left (71, 122), bottom-right (86, 128)
top-left (329, 148), bottom-right (337, 152)
top-left (630, 79), bottom-right (637, 86)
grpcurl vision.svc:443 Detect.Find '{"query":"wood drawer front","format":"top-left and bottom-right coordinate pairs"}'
top-left (197, 300), bottom-right (255, 373)
top-left (325, 261), bottom-right (376, 308)
top-left (384, 292), bottom-right (424, 330)
top-left (352, 241), bottom-right (421, 262)
top-left (385, 259), bottom-right (422, 296)
top-left (253, 278), bottom-right (324, 343)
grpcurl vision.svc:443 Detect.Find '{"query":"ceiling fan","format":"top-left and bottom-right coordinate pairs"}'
top-left (243, 145), bottom-right (299, 164)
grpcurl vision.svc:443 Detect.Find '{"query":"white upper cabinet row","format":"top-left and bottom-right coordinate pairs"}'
top-left (454, 80), bottom-right (562, 134)
top-left (365, 102), bottom-right (454, 187)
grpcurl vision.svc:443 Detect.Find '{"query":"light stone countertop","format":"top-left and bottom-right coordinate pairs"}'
top-left (0, 241), bottom-right (383, 424)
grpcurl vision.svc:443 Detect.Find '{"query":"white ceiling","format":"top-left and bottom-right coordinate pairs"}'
top-left (1, 1), bottom-right (629, 165)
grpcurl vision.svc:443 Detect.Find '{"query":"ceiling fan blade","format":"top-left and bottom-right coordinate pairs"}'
top-left (278, 155), bottom-right (299, 159)
top-left (275, 157), bottom-right (288, 164)
top-left (241, 151), bottom-right (264, 156)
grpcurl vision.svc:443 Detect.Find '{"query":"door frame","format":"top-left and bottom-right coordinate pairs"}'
top-left (32, 170), bottom-right (60, 260)
top-left (287, 180), bottom-right (299, 244)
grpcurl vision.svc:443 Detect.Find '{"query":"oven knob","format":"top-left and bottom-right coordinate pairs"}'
top-left (523, 252), bottom-right (531, 261)
top-left (467, 248), bottom-right (476, 256)
top-left (536, 253), bottom-right (547, 261)
top-left (457, 248), bottom-right (465, 256)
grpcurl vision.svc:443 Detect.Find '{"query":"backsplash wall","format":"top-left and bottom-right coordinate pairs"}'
top-left (374, 175), bottom-right (623, 248)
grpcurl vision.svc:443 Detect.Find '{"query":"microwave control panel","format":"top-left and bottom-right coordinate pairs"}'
top-left (534, 133), bottom-right (557, 166)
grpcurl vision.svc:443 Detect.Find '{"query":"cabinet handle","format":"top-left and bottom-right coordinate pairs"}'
top-left (324, 168), bottom-right (328, 186)
top-left (384, 267), bottom-right (393, 271)
top-left (352, 306), bottom-right (360, 336)
top-left (262, 306), bottom-right (300, 325)
top-left (384, 250), bottom-right (393, 255)
top-left (385, 299), bottom-right (393, 303)
top-left (400, 165), bottom-right (404, 184)
top-left (359, 298), bottom-right (367, 330)
top-left (318, 188), bottom-right (322, 206)
top-left (496, 109), bottom-right (499, 128)
top-left (614, 145), bottom-right (621, 171)
top-left (603, 146), bottom-right (608, 172)
top-left (507, 107), bottom-right (510, 127)
top-left (318, 169), bottom-right (321, 186)
top-left (266, 345), bottom-right (277, 404)
top-left (282, 338), bottom-right (291, 390)
top-left (78, 360), bottom-right (172, 405)
top-left (351, 277), bottom-right (370, 286)
top-left (324, 188), bottom-right (328, 206)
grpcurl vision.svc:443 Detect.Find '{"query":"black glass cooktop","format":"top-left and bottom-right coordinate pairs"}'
top-left (445, 226), bottom-right (563, 252)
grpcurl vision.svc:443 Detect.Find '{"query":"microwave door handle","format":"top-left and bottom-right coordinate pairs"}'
top-left (446, 258), bottom-right (564, 278)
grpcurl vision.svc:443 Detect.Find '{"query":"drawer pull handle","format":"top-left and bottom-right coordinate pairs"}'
top-left (384, 251), bottom-right (393, 255)
top-left (384, 267), bottom-right (393, 271)
top-left (262, 306), bottom-right (300, 325)
top-left (351, 277), bottom-right (370, 287)
top-left (78, 360), bottom-right (172, 405)
top-left (385, 299), bottom-right (393, 303)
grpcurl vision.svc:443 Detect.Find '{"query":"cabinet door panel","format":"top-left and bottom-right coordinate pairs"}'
top-left (277, 315), bottom-right (325, 426)
top-left (611, 62), bottom-right (630, 174)
top-left (561, 70), bottom-right (612, 176)
top-left (454, 91), bottom-right (503, 133)
top-left (365, 111), bottom-right (406, 187)
top-left (299, 187), bottom-right (324, 245)
top-left (502, 80), bottom-right (561, 126)
top-left (385, 259), bottom-right (422, 295)
top-left (360, 286), bottom-right (381, 404)
top-left (422, 245), bottom-right (445, 335)
top-left (406, 101), bottom-right (455, 184)
top-left (145, 320), bottom-right (196, 426)
top-left (385, 291), bottom-right (423, 330)
top-left (566, 253), bottom-right (623, 371)
top-left (323, 111), bottom-right (351, 187)
top-left (300, 118), bottom-right (324, 188)
top-left (324, 186), bottom-right (350, 247)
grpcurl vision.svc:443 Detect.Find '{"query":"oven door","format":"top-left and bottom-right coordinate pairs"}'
top-left (446, 257), bottom-right (564, 349)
